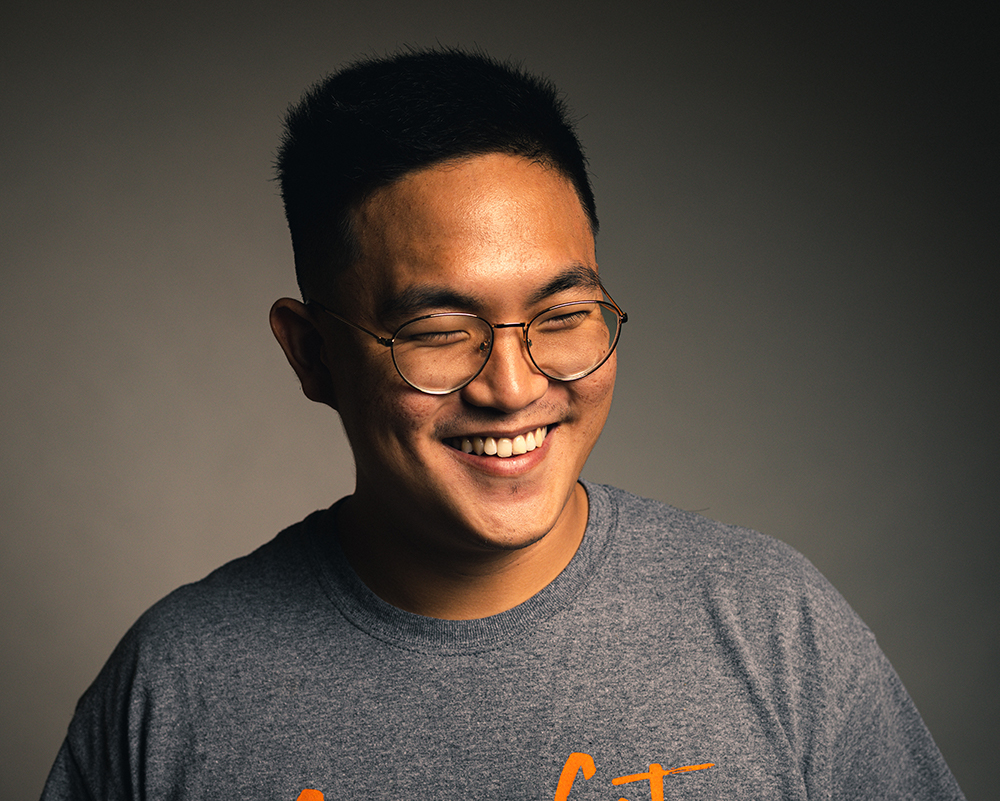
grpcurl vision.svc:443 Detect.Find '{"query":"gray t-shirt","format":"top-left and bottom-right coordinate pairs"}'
top-left (42, 483), bottom-right (964, 799)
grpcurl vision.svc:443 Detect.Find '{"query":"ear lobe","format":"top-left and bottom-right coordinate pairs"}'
top-left (269, 298), bottom-right (339, 409)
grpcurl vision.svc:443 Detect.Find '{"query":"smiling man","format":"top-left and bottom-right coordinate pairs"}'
top-left (42, 49), bottom-right (964, 800)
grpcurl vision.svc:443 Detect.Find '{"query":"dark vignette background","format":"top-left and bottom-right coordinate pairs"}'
top-left (2, 1), bottom-right (996, 797)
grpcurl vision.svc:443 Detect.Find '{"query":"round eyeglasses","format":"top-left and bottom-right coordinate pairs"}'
top-left (310, 289), bottom-right (627, 395)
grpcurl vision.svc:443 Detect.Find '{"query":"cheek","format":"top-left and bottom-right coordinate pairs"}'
top-left (577, 356), bottom-right (617, 420)
top-left (342, 369), bottom-right (442, 455)
top-left (348, 390), bottom-right (449, 497)
top-left (565, 359), bottom-right (617, 455)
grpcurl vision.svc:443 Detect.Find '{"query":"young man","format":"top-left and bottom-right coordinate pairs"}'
top-left (43, 49), bottom-right (964, 800)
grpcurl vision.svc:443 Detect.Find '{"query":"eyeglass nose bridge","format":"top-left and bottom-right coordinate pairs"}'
top-left (486, 320), bottom-right (532, 348)
top-left (473, 319), bottom-right (534, 368)
top-left (491, 320), bottom-right (529, 338)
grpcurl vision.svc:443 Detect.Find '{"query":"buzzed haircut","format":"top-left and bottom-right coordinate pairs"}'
top-left (276, 47), bottom-right (597, 301)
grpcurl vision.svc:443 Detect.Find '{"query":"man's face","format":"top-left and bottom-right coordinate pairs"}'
top-left (320, 153), bottom-right (615, 557)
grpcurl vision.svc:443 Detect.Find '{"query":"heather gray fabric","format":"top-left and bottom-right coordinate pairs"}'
top-left (42, 483), bottom-right (964, 800)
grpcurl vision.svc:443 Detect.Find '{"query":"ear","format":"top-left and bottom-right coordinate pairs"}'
top-left (269, 298), bottom-right (339, 409)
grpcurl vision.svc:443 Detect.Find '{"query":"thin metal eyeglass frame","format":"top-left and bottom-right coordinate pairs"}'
top-left (308, 287), bottom-right (628, 395)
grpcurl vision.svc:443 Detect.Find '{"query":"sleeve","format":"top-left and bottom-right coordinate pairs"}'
top-left (829, 645), bottom-right (965, 800)
top-left (38, 644), bottom-right (139, 801)
top-left (711, 527), bottom-right (968, 800)
top-left (40, 738), bottom-right (96, 801)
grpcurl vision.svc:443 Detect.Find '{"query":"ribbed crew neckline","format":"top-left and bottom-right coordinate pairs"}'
top-left (302, 481), bottom-right (617, 655)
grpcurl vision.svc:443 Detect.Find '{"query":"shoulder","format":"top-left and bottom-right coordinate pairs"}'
top-left (587, 482), bottom-right (830, 585)
top-left (586, 483), bottom-right (884, 724)
top-left (149, 511), bottom-right (319, 614)
top-left (582, 484), bottom-right (966, 799)
top-left (52, 510), bottom-right (335, 798)
top-left (584, 482), bottom-right (871, 651)
top-left (93, 508), bottom-right (332, 687)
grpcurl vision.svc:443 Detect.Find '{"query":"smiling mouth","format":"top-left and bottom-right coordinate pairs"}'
top-left (447, 426), bottom-right (548, 458)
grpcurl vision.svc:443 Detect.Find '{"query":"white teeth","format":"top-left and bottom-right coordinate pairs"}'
top-left (451, 426), bottom-right (548, 458)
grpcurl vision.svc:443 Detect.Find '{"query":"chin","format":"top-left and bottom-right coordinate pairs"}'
top-left (467, 520), bottom-right (552, 552)
top-left (445, 480), bottom-right (580, 554)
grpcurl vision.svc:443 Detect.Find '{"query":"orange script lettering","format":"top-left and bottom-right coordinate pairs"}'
top-left (554, 752), bottom-right (714, 800)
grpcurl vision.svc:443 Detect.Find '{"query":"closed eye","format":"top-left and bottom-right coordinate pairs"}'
top-left (400, 328), bottom-right (472, 346)
top-left (534, 308), bottom-right (593, 332)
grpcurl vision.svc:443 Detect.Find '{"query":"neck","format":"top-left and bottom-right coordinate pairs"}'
top-left (335, 483), bottom-right (589, 620)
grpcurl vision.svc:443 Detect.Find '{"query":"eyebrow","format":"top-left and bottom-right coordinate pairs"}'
top-left (379, 263), bottom-right (602, 322)
top-left (378, 286), bottom-right (481, 322)
top-left (526, 263), bottom-right (602, 306)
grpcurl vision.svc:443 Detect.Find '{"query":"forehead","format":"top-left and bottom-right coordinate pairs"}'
top-left (342, 153), bottom-right (597, 320)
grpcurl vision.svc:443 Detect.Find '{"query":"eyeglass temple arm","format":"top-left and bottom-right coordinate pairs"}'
top-left (309, 301), bottom-right (394, 347)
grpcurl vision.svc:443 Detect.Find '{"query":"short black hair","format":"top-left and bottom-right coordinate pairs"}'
top-left (276, 47), bottom-right (597, 300)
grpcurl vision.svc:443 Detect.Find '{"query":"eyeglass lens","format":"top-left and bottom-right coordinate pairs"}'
top-left (391, 301), bottom-right (622, 394)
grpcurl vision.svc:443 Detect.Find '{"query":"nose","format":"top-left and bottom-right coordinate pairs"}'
top-left (459, 325), bottom-right (549, 412)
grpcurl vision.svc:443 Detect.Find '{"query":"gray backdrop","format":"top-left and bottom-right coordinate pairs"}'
top-left (3, 2), bottom-right (996, 798)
